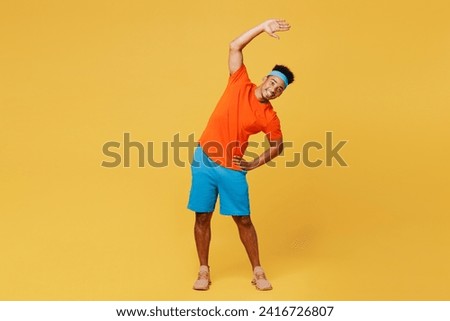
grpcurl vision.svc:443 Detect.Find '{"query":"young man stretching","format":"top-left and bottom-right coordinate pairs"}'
top-left (187, 19), bottom-right (295, 291)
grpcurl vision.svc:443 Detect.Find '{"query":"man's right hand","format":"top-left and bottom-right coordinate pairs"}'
top-left (262, 19), bottom-right (291, 39)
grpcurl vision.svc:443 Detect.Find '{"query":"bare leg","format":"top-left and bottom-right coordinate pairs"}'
top-left (233, 215), bottom-right (272, 290)
top-left (192, 212), bottom-right (213, 290)
top-left (232, 215), bottom-right (261, 269)
top-left (194, 212), bottom-right (213, 266)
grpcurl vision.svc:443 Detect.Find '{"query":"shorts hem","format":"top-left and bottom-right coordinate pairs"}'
top-left (219, 211), bottom-right (251, 216)
top-left (187, 206), bottom-right (215, 213)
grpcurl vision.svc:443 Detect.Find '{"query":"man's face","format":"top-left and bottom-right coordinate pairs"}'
top-left (261, 76), bottom-right (286, 101)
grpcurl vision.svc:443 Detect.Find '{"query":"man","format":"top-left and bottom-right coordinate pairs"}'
top-left (187, 19), bottom-right (295, 291)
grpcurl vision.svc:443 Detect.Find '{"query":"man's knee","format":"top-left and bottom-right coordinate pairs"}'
top-left (233, 215), bottom-right (253, 228)
top-left (195, 212), bottom-right (213, 226)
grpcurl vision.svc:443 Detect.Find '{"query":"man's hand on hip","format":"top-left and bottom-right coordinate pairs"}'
top-left (233, 156), bottom-right (259, 171)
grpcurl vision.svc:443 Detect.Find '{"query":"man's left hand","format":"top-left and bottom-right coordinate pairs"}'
top-left (233, 156), bottom-right (259, 171)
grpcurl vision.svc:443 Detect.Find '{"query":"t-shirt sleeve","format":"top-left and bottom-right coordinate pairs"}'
top-left (264, 114), bottom-right (283, 141)
top-left (228, 64), bottom-right (250, 86)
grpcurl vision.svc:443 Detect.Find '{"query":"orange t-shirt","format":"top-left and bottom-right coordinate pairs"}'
top-left (199, 64), bottom-right (283, 170)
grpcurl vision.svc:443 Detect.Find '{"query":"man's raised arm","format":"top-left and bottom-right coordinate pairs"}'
top-left (228, 19), bottom-right (291, 75)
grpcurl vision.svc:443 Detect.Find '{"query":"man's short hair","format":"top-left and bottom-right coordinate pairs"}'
top-left (272, 65), bottom-right (295, 85)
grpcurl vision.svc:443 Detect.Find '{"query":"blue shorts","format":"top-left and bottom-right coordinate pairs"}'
top-left (187, 146), bottom-right (250, 216)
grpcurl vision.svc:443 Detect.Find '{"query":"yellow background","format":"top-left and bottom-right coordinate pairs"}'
top-left (1, 0), bottom-right (449, 300)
